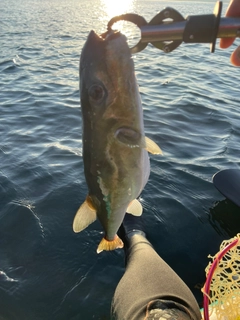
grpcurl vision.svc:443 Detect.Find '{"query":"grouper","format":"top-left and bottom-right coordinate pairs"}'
top-left (73, 29), bottom-right (162, 253)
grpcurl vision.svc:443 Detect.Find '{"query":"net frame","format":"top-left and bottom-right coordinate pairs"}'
top-left (202, 234), bottom-right (240, 320)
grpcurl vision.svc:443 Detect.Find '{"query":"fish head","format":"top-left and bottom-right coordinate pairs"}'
top-left (80, 30), bottom-right (109, 119)
top-left (79, 30), bottom-right (142, 131)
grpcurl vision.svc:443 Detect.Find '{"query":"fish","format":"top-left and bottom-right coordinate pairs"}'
top-left (73, 29), bottom-right (162, 253)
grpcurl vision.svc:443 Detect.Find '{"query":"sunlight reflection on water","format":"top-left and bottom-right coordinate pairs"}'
top-left (101, 0), bottom-right (135, 18)
top-left (99, 0), bottom-right (141, 48)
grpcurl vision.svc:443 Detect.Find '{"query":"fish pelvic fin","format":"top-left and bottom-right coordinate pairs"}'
top-left (97, 235), bottom-right (124, 254)
top-left (126, 199), bottom-right (143, 216)
top-left (145, 136), bottom-right (163, 155)
top-left (73, 195), bottom-right (97, 233)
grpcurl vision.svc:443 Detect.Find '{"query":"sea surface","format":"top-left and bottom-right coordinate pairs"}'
top-left (1, 0), bottom-right (240, 319)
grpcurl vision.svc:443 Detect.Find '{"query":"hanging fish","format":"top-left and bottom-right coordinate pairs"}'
top-left (73, 29), bottom-right (162, 253)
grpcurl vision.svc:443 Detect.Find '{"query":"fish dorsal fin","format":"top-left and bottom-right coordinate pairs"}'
top-left (73, 195), bottom-right (97, 233)
top-left (126, 199), bottom-right (143, 216)
top-left (145, 136), bottom-right (163, 155)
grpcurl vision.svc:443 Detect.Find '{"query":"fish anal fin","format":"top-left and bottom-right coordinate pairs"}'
top-left (145, 136), bottom-right (163, 155)
top-left (73, 196), bottom-right (97, 233)
top-left (126, 199), bottom-right (143, 216)
top-left (97, 235), bottom-right (124, 253)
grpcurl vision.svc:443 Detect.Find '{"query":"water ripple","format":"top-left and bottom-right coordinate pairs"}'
top-left (1, 0), bottom-right (240, 318)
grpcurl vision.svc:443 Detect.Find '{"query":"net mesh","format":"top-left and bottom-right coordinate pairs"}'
top-left (203, 234), bottom-right (240, 320)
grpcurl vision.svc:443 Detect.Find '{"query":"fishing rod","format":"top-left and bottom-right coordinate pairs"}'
top-left (107, 1), bottom-right (240, 54)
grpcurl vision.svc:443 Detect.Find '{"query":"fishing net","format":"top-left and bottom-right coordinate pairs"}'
top-left (202, 234), bottom-right (240, 320)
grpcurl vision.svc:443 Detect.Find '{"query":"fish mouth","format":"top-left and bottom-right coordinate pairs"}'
top-left (85, 30), bottom-right (122, 49)
top-left (100, 30), bottom-right (122, 41)
top-left (87, 30), bottom-right (104, 43)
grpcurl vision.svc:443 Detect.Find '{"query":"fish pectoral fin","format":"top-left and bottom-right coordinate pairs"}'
top-left (97, 235), bottom-right (124, 253)
top-left (126, 199), bottom-right (143, 216)
top-left (72, 197), bottom-right (97, 233)
top-left (145, 136), bottom-right (163, 155)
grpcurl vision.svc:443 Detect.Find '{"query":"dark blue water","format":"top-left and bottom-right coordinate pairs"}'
top-left (1, 0), bottom-right (240, 319)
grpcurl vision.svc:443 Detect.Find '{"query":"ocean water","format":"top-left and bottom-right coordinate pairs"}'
top-left (1, 0), bottom-right (240, 319)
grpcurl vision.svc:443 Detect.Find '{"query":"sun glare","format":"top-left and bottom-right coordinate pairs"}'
top-left (102, 0), bottom-right (135, 19)
top-left (100, 0), bottom-right (139, 47)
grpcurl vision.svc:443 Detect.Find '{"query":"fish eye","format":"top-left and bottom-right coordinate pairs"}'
top-left (88, 84), bottom-right (105, 102)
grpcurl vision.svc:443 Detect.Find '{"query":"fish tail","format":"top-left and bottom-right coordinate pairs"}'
top-left (97, 235), bottom-right (124, 254)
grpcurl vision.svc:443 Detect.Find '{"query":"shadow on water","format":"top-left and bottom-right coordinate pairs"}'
top-left (209, 198), bottom-right (240, 238)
